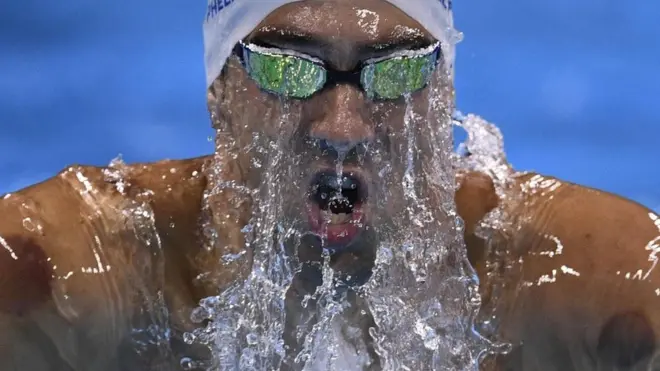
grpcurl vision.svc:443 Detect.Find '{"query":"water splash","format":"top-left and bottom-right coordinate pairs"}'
top-left (451, 113), bottom-right (517, 352)
top-left (452, 112), bottom-right (513, 194)
top-left (185, 103), bottom-right (301, 370)
top-left (184, 67), bottom-right (513, 370)
top-left (358, 83), bottom-right (489, 370)
top-left (5, 161), bottom-right (177, 368)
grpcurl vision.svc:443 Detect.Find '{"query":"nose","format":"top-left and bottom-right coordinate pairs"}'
top-left (308, 84), bottom-right (374, 155)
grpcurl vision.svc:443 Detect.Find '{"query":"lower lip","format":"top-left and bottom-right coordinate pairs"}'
top-left (306, 202), bottom-right (364, 246)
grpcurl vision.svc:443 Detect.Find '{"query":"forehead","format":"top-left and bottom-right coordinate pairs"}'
top-left (246, 0), bottom-right (435, 67)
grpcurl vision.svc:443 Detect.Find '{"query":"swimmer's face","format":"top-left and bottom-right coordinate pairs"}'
top-left (208, 0), bottom-right (453, 279)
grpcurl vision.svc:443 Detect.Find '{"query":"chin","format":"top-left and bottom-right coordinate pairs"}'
top-left (294, 226), bottom-right (378, 290)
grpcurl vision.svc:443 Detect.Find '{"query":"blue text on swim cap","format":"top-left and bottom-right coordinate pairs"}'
top-left (206, 0), bottom-right (235, 21)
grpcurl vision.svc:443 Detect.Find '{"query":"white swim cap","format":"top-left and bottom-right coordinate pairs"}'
top-left (203, 0), bottom-right (457, 87)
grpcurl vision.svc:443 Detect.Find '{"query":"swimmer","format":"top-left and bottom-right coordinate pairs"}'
top-left (0, 0), bottom-right (658, 370)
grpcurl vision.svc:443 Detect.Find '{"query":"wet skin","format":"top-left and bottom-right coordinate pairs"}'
top-left (208, 0), bottom-right (441, 274)
top-left (1, 0), bottom-right (659, 370)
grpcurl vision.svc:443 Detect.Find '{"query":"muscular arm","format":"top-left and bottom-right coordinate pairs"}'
top-left (0, 165), bottom-right (146, 370)
top-left (0, 157), bottom-right (213, 370)
top-left (458, 172), bottom-right (660, 370)
top-left (2, 164), bottom-right (656, 370)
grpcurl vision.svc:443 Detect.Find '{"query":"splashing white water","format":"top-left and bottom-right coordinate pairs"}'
top-left (452, 112), bottom-right (514, 194)
top-left (452, 112), bottom-right (517, 351)
top-left (183, 70), bottom-right (514, 369)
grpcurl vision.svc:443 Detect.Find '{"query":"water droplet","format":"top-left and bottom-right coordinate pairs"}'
top-left (191, 306), bottom-right (210, 323)
top-left (222, 251), bottom-right (246, 264)
top-left (246, 333), bottom-right (258, 345)
top-left (183, 332), bottom-right (196, 345)
top-left (22, 217), bottom-right (36, 232)
top-left (180, 357), bottom-right (194, 369)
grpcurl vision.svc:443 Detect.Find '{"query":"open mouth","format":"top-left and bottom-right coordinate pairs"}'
top-left (306, 170), bottom-right (368, 248)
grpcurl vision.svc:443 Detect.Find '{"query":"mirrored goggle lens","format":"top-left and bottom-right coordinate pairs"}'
top-left (361, 47), bottom-right (439, 100)
top-left (243, 47), bottom-right (326, 99)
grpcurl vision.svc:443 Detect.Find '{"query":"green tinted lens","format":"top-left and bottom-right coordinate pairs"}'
top-left (245, 48), bottom-right (326, 99)
top-left (361, 51), bottom-right (438, 100)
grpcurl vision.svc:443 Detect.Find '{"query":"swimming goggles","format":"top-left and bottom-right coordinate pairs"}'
top-left (232, 41), bottom-right (442, 100)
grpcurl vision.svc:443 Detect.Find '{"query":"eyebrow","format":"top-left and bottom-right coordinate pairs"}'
top-left (247, 27), bottom-right (435, 68)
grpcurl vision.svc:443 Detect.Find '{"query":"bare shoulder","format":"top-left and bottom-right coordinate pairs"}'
top-left (486, 172), bottom-right (660, 370)
top-left (0, 156), bottom-right (209, 369)
top-left (510, 171), bottom-right (659, 279)
top-left (0, 156), bottom-right (210, 311)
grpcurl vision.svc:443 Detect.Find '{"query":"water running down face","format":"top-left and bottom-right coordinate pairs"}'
top-left (206, 0), bottom-right (456, 283)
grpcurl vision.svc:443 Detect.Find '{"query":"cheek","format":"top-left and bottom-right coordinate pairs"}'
top-left (371, 102), bottom-right (402, 131)
top-left (243, 74), bottom-right (307, 136)
top-left (370, 101), bottom-right (408, 151)
top-left (235, 73), bottom-right (275, 121)
top-left (225, 68), bottom-right (296, 139)
top-left (241, 73), bottom-right (268, 100)
top-left (374, 90), bottom-right (440, 131)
